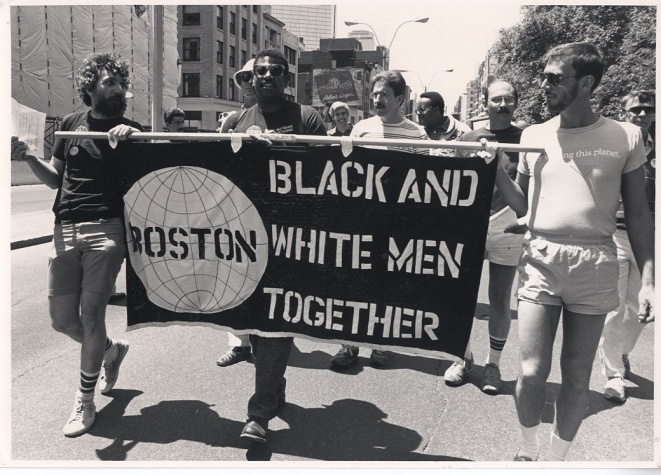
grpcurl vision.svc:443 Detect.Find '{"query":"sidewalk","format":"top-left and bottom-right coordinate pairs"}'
top-left (10, 184), bottom-right (56, 250)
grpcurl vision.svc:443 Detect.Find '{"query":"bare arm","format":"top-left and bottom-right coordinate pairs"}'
top-left (478, 142), bottom-right (528, 217)
top-left (11, 136), bottom-right (63, 189)
top-left (621, 166), bottom-right (655, 323)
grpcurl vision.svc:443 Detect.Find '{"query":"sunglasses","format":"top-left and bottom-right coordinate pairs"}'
top-left (254, 64), bottom-right (286, 77)
top-left (236, 71), bottom-right (253, 84)
top-left (542, 73), bottom-right (577, 87)
top-left (627, 106), bottom-right (655, 116)
top-left (415, 106), bottom-right (433, 115)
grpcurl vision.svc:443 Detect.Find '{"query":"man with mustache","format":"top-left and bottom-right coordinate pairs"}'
top-left (11, 52), bottom-right (142, 437)
top-left (329, 70), bottom-right (429, 369)
top-left (223, 48), bottom-right (327, 444)
top-left (444, 80), bottom-right (525, 395)
top-left (597, 90), bottom-right (656, 403)
top-left (490, 42), bottom-right (654, 461)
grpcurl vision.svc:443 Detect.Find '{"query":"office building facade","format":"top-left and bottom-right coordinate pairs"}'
top-left (268, 5), bottom-right (336, 51)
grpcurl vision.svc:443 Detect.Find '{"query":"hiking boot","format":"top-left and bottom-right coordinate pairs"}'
top-left (444, 355), bottom-right (474, 386)
top-left (482, 363), bottom-right (502, 395)
top-left (63, 396), bottom-right (96, 437)
top-left (217, 346), bottom-right (251, 367)
top-left (99, 339), bottom-right (129, 395)
top-left (369, 349), bottom-right (389, 367)
top-left (604, 376), bottom-right (626, 403)
top-left (330, 346), bottom-right (359, 367)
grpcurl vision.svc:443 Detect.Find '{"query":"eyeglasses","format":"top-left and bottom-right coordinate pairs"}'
top-left (542, 73), bottom-right (577, 87)
top-left (254, 64), bottom-right (286, 77)
top-left (488, 95), bottom-right (516, 105)
top-left (236, 71), bottom-right (253, 84)
top-left (627, 106), bottom-right (655, 116)
top-left (415, 107), bottom-right (433, 115)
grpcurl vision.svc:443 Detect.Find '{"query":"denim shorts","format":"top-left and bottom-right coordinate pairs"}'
top-left (517, 231), bottom-right (619, 315)
top-left (48, 218), bottom-right (126, 296)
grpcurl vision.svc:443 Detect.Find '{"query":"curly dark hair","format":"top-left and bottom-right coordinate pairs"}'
top-left (75, 52), bottom-right (130, 106)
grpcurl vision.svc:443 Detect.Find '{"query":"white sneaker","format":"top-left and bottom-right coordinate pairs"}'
top-left (444, 356), bottom-right (474, 386)
top-left (63, 397), bottom-right (96, 437)
top-left (100, 339), bottom-right (129, 394)
top-left (604, 376), bottom-right (626, 403)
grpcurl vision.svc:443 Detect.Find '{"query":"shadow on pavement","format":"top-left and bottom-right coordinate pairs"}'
top-left (90, 390), bottom-right (469, 462)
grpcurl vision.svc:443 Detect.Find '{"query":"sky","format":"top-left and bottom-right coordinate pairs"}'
top-left (334, 0), bottom-right (526, 107)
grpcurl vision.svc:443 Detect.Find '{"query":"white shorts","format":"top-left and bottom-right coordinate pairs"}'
top-left (485, 207), bottom-right (525, 266)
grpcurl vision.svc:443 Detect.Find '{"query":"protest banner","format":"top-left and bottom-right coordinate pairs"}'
top-left (108, 140), bottom-right (497, 358)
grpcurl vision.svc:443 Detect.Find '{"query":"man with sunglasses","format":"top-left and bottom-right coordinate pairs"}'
top-left (489, 43), bottom-right (654, 461)
top-left (597, 90), bottom-right (655, 403)
top-left (444, 80), bottom-right (525, 395)
top-left (225, 49), bottom-right (327, 445)
top-left (416, 91), bottom-right (470, 156)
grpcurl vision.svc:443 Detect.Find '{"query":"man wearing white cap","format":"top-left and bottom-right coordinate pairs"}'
top-left (218, 59), bottom-right (259, 133)
top-left (327, 101), bottom-right (353, 136)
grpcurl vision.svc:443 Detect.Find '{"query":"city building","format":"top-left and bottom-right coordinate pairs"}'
top-left (177, 5), bottom-right (304, 130)
top-left (348, 29), bottom-right (375, 51)
top-left (268, 5), bottom-right (336, 51)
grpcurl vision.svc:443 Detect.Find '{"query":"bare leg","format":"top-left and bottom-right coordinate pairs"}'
top-left (49, 292), bottom-right (84, 344)
top-left (515, 301), bottom-right (561, 427)
top-left (488, 262), bottom-right (517, 340)
top-left (79, 289), bottom-right (112, 375)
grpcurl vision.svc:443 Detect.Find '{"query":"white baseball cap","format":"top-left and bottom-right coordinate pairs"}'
top-left (233, 59), bottom-right (255, 87)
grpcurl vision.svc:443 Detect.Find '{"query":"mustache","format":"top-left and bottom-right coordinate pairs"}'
top-left (496, 106), bottom-right (510, 114)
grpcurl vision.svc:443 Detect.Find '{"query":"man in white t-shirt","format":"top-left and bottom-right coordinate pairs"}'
top-left (329, 70), bottom-right (429, 369)
top-left (491, 42), bottom-right (654, 462)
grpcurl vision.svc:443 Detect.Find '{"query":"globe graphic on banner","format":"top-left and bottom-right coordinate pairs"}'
top-left (124, 166), bottom-right (269, 313)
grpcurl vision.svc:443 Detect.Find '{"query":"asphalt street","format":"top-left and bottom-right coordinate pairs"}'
top-left (5, 184), bottom-right (656, 466)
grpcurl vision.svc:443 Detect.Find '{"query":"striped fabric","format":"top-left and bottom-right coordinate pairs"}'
top-left (350, 117), bottom-right (430, 155)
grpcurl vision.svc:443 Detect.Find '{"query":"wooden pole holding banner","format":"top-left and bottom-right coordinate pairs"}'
top-left (151, 5), bottom-right (164, 133)
top-left (54, 131), bottom-right (546, 154)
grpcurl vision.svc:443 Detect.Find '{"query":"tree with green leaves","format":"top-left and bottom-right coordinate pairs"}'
top-left (490, 5), bottom-right (655, 124)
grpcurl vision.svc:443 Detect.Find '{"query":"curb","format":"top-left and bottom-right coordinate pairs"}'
top-left (10, 235), bottom-right (53, 250)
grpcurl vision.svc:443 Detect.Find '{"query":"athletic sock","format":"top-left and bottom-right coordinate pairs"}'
top-left (547, 431), bottom-right (572, 461)
top-left (487, 335), bottom-right (507, 366)
top-left (104, 337), bottom-right (116, 360)
top-left (518, 423), bottom-right (541, 460)
top-left (463, 341), bottom-right (473, 362)
top-left (79, 369), bottom-right (100, 400)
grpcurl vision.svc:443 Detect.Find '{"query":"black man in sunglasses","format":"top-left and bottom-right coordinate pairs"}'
top-left (225, 49), bottom-right (327, 446)
top-left (487, 42), bottom-right (655, 462)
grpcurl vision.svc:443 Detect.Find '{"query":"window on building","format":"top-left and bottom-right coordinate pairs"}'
top-left (252, 5), bottom-right (258, 14)
top-left (229, 46), bottom-right (236, 68)
top-left (284, 46), bottom-right (297, 66)
top-left (288, 72), bottom-right (296, 89)
top-left (183, 73), bottom-right (200, 97)
top-left (230, 12), bottom-right (236, 35)
top-left (216, 75), bottom-right (223, 99)
top-left (241, 50), bottom-right (247, 67)
top-left (183, 6), bottom-right (200, 26)
top-left (217, 41), bottom-right (224, 64)
top-left (229, 79), bottom-right (235, 101)
top-left (184, 110), bottom-right (202, 130)
top-left (241, 18), bottom-right (247, 40)
top-left (216, 6), bottom-right (224, 30)
top-left (183, 38), bottom-right (200, 61)
top-left (252, 23), bottom-right (257, 44)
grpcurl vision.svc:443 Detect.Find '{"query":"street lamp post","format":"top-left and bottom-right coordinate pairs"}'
top-left (401, 69), bottom-right (454, 92)
top-left (344, 18), bottom-right (428, 69)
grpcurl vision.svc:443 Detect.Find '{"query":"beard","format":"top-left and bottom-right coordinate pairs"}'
top-left (96, 93), bottom-right (127, 117)
top-left (546, 83), bottom-right (578, 114)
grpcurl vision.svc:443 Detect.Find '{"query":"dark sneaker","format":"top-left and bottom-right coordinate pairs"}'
top-left (330, 346), bottom-right (359, 367)
top-left (482, 363), bottom-right (502, 395)
top-left (444, 355), bottom-right (474, 386)
top-left (622, 354), bottom-right (631, 379)
top-left (241, 419), bottom-right (267, 443)
top-left (99, 339), bottom-right (129, 394)
top-left (217, 346), bottom-right (251, 367)
top-left (369, 349), bottom-right (389, 367)
top-left (63, 396), bottom-right (96, 437)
